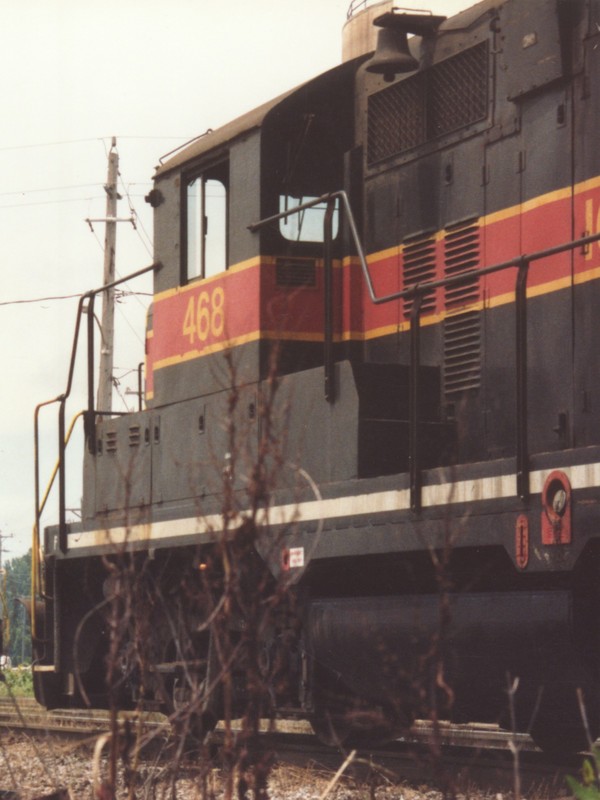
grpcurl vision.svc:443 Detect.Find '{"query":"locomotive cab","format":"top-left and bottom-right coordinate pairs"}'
top-left (147, 57), bottom-right (358, 405)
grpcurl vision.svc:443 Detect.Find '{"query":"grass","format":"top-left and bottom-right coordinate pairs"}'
top-left (0, 666), bottom-right (34, 697)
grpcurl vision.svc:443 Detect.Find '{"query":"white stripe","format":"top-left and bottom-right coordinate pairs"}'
top-left (66, 460), bottom-right (600, 551)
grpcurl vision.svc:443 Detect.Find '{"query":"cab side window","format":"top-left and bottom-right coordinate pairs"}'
top-left (278, 194), bottom-right (339, 243)
top-left (185, 162), bottom-right (228, 282)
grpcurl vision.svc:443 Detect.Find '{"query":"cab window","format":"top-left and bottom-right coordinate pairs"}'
top-left (278, 194), bottom-right (339, 243)
top-left (185, 162), bottom-right (228, 281)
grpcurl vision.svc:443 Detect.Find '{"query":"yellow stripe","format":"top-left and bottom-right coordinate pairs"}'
top-left (153, 255), bottom-right (346, 304)
top-left (153, 256), bottom-right (268, 303)
top-left (150, 176), bottom-right (600, 375)
top-left (152, 175), bottom-right (598, 306)
top-left (153, 330), bottom-right (263, 370)
top-left (574, 174), bottom-right (600, 197)
top-left (364, 183), bottom-right (574, 265)
top-left (366, 244), bottom-right (401, 264)
top-left (152, 257), bottom-right (600, 373)
top-left (488, 268), bottom-right (597, 310)
top-left (153, 307), bottom-right (474, 373)
top-left (487, 290), bottom-right (515, 309)
top-left (527, 274), bottom-right (572, 298)
top-left (574, 263), bottom-right (600, 285)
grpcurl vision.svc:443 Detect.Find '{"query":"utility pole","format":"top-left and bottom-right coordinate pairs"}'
top-left (96, 137), bottom-right (120, 414)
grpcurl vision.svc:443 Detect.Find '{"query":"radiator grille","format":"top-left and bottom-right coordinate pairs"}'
top-left (368, 75), bottom-right (425, 164)
top-left (368, 41), bottom-right (488, 164)
top-left (443, 219), bottom-right (481, 396)
top-left (402, 232), bottom-right (437, 318)
top-left (429, 42), bottom-right (489, 139)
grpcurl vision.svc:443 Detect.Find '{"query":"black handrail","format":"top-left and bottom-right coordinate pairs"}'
top-left (34, 263), bottom-right (158, 556)
top-left (324, 198), bottom-right (336, 403)
top-left (250, 191), bottom-right (600, 509)
top-left (409, 294), bottom-right (424, 512)
top-left (516, 258), bottom-right (530, 501)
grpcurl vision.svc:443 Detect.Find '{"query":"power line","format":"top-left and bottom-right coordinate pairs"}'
top-left (0, 183), bottom-right (103, 197)
top-left (0, 135), bottom-right (191, 153)
top-left (0, 293), bottom-right (83, 307)
top-left (119, 176), bottom-right (153, 256)
top-left (0, 184), bottom-right (151, 208)
top-left (0, 137), bottom-right (104, 152)
top-left (0, 289), bottom-right (150, 308)
top-left (0, 196), bottom-right (97, 210)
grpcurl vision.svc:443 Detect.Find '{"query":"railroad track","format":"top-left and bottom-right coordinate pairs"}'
top-left (0, 697), bottom-right (577, 794)
top-left (0, 696), bottom-right (167, 737)
top-left (0, 696), bottom-right (538, 749)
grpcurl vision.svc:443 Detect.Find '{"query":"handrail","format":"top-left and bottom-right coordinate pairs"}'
top-left (347, 0), bottom-right (368, 19)
top-left (33, 262), bottom-right (158, 561)
top-left (251, 191), bottom-right (600, 307)
top-left (346, 0), bottom-right (387, 20)
top-left (250, 191), bottom-right (600, 509)
top-left (323, 200), bottom-right (336, 402)
top-left (32, 410), bottom-right (85, 631)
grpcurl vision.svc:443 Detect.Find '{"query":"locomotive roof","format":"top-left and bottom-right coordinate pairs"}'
top-left (154, 56), bottom-right (365, 179)
top-left (154, 0), bottom-right (498, 179)
top-left (153, 89), bottom-right (294, 178)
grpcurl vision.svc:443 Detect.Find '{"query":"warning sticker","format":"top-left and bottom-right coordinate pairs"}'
top-left (288, 547), bottom-right (305, 569)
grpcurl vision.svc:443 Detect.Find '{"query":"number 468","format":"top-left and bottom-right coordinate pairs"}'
top-left (182, 286), bottom-right (225, 345)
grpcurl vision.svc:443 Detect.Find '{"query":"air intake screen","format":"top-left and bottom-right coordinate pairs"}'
top-left (368, 41), bottom-right (488, 164)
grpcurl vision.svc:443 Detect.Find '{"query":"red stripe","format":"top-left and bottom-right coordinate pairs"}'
top-left (147, 185), bottom-right (600, 385)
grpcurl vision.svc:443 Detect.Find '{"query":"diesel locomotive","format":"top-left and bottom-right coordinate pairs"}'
top-left (30, 0), bottom-right (600, 754)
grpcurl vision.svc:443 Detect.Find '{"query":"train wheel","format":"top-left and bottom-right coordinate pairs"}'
top-left (309, 664), bottom-right (397, 747)
top-left (171, 674), bottom-right (218, 747)
top-left (310, 700), bottom-right (398, 747)
top-left (530, 725), bottom-right (589, 756)
top-left (527, 692), bottom-right (599, 757)
top-left (170, 630), bottom-right (224, 748)
top-left (310, 708), bottom-right (353, 747)
top-left (529, 718), bottom-right (598, 757)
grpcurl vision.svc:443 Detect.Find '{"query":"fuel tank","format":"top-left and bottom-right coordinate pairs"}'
top-left (307, 590), bottom-right (598, 726)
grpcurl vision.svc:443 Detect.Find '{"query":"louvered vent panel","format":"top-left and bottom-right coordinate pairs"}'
top-left (368, 41), bottom-right (488, 165)
top-left (105, 430), bottom-right (118, 454)
top-left (402, 232), bottom-right (437, 318)
top-left (444, 221), bottom-right (480, 308)
top-left (276, 257), bottom-right (317, 287)
top-left (443, 311), bottom-right (482, 395)
top-left (128, 425), bottom-right (141, 447)
top-left (443, 219), bottom-right (481, 396)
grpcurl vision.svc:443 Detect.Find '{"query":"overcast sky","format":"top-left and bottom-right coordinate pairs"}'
top-left (0, 0), bottom-right (470, 560)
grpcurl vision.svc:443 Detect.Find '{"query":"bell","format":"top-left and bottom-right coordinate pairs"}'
top-left (366, 26), bottom-right (419, 81)
top-left (365, 12), bottom-right (446, 83)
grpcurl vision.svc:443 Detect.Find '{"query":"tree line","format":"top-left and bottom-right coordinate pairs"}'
top-left (2, 550), bottom-right (31, 666)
